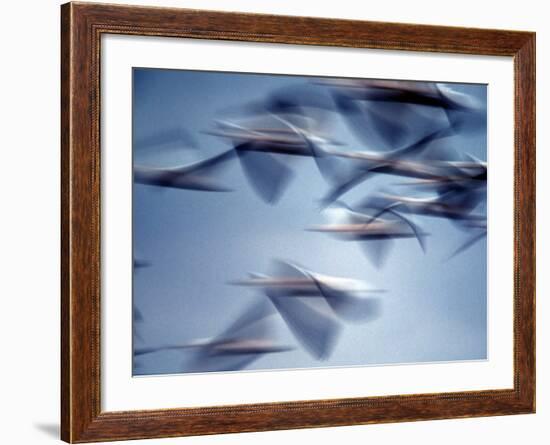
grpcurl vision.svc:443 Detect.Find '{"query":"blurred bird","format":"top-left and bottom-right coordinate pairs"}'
top-left (133, 149), bottom-right (236, 191)
top-left (321, 79), bottom-right (484, 147)
top-left (231, 260), bottom-right (383, 359)
top-left (395, 153), bottom-right (486, 191)
top-left (321, 79), bottom-right (481, 111)
top-left (207, 116), bottom-right (340, 203)
top-left (319, 128), bottom-right (453, 206)
top-left (220, 82), bottom-right (337, 133)
top-left (134, 300), bottom-right (292, 373)
top-left (308, 203), bottom-right (427, 267)
top-left (363, 189), bottom-right (485, 222)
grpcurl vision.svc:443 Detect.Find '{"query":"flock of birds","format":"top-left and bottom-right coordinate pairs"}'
top-left (133, 77), bottom-right (487, 374)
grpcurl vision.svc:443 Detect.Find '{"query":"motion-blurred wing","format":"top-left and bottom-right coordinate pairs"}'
top-left (443, 188), bottom-right (486, 214)
top-left (220, 299), bottom-right (276, 341)
top-left (236, 144), bottom-right (294, 204)
top-left (322, 203), bottom-right (385, 229)
top-left (180, 301), bottom-right (278, 373)
top-left (268, 294), bottom-right (340, 360)
top-left (359, 237), bottom-right (395, 268)
top-left (182, 349), bottom-right (262, 373)
top-left (447, 230), bottom-right (487, 260)
top-left (323, 290), bottom-right (381, 323)
top-left (297, 133), bottom-right (353, 187)
top-left (269, 259), bottom-right (310, 280)
top-left (182, 149), bottom-right (236, 175)
top-left (445, 106), bottom-right (487, 135)
top-left (309, 275), bottom-right (383, 323)
top-left (247, 83), bottom-right (335, 130)
top-left (381, 208), bottom-right (427, 252)
top-left (134, 149), bottom-right (235, 190)
top-left (319, 168), bottom-right (375, 207)
top-left (388, 127), bottom-right (454, 160)
top-left (333, 92), bottom-right (408, 150)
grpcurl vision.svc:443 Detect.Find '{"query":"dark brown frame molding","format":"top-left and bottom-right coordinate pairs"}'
top-left (61, 2), bottom-right (536, 442)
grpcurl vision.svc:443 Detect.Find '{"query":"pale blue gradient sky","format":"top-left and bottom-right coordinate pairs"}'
top-left (132, 68), bottom-right (487, 376)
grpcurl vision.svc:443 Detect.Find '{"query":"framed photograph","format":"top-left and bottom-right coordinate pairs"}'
top-left (61, 2), bottom-right (535, 442)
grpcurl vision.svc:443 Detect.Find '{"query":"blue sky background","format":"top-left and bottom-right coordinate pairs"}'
top-left (132, 68), bottom-right (487, 376)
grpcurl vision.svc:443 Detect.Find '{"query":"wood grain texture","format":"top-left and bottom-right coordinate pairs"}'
top-left (60, 2), bottom-right (536, 442)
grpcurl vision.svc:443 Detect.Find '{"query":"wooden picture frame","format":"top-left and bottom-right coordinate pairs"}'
top-left (61, 2), bottom-right (535, 442)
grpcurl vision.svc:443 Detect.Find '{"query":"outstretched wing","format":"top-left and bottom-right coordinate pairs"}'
top-left (333, 92), bottom-right (409, 150)
top-left (219, 299), bottom-right (276, 341)
top-left (236, 144), bottom-right (294, 204)
top-left (377, 207), bottom-right (427, 252)
top-left (181, 149), bottom-right (236, 175)
top-left (358, 237), bottom-right (395, 268)
top-left (182, 349), bottom-right (263, 373)
top-left (267, 293), bottom-right (340, 360)
top-left (309, 275), bottom-right (383, 323)
top-left (269, 259), bottom-right (310, 280)
top-left (180, 300), bottom-right (279, 373)
top-left (319, 168), bottom-right (375, 207)
top-left (134, 149), bottom-right (236, 190)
